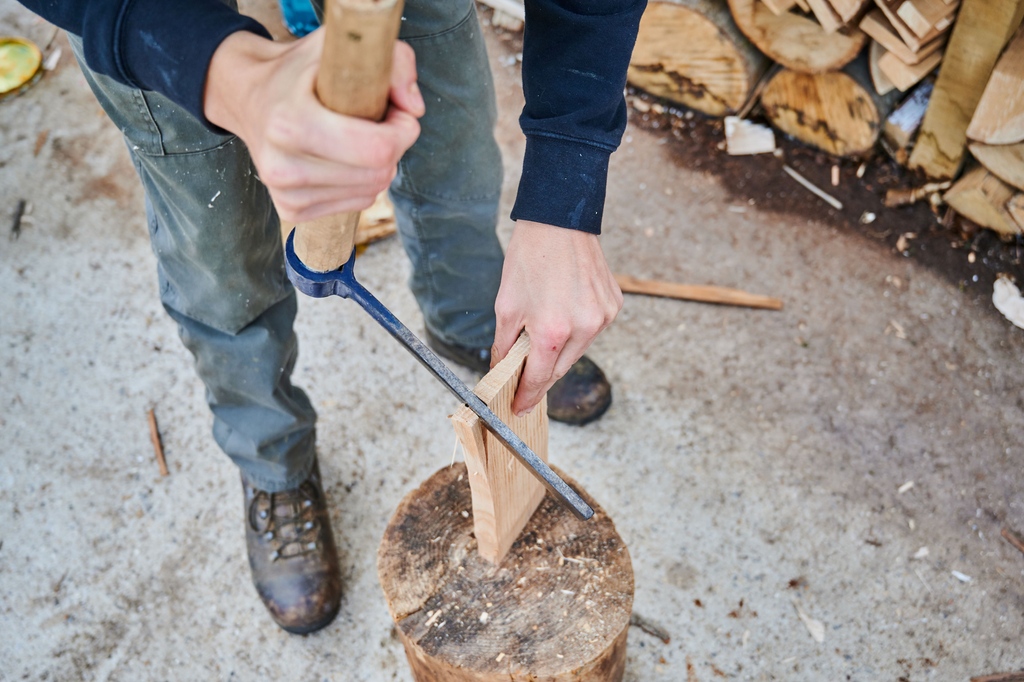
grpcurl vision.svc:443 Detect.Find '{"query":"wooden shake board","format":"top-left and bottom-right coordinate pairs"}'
top-left (377, 463), bottom-right (634, 681)
top-left (450, 333), bottom-right (548, 565)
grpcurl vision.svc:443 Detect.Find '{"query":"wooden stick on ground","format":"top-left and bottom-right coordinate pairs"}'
top-left (783, 165), bottom-right (844, 210)
top-left (1002, 526), bottom-right (1024, 556)
top-left (970, 673), bottom-right (1024, 682)
top-left (615, 274), bottom-right (783, 310)
top-left (147, 408), bottom-right (168, 477)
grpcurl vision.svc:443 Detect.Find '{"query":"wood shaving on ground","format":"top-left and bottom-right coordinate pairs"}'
top-left (993, 276), bottom-right (1024, 330)
top-left (913, 546), bottom-right (929, 559)
top-left (971, 672), bottom-right (1024, 682)
top-left (951, 570), bottom-right (972, 583)
top-left (782, 165), bottom-right (842, 210)
top-left (898, 480), bottom-right (914, 494)
top-left (1001, 527), bottom-right (1024, 556)
top-left (791, 599), bottom-right (825, 643)
top-left (884, 181), bottom-right (951, 208)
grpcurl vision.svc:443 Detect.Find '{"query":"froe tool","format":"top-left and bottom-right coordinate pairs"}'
top-left (284, 0), bottom-right (594, 520)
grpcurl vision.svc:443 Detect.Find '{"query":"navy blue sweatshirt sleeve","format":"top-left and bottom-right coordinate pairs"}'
top-left (510, 0), bottom-right (646, 235)
top-left (17, 0), bottom-right (270, 128)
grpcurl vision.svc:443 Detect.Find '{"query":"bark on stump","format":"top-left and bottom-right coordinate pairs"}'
top-left (378, 463), bottom-right (634, 681)
top-left (628, 0), bottom-right (770, 116)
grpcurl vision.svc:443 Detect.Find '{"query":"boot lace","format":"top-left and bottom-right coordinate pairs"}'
top-left (248, 480), bottom-right (322, 562)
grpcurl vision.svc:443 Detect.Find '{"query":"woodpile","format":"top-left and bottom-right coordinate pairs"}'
top-left (619, 0), bottom-right (1024, 237)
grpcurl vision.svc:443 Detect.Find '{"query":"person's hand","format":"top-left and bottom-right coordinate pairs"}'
top-left (203, 29), bottom-right (424, 223)
top-left (491, 221), bottom-right (623, 417)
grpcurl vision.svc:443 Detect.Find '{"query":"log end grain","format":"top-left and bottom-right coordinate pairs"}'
top-left (728, 0), bottom-right (867, 73)
top-left (628, 1), bottom-right (768, 116)
top-left (378, 463), bottom-right (633, 681)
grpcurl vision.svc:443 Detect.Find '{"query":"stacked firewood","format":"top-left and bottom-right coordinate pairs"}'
top-left (620, 0), bottom-right (1024, 237)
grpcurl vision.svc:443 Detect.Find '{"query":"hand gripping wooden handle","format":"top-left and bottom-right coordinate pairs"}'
top-left (293, 0), bottom-right (405, 273)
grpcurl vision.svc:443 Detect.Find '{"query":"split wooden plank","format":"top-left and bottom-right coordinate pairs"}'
top-left (450, 333), bottom-right (548, 565)
top-left (806, 0), bottom-right (844, 33)
top-left (615, 274), bottom-right (783, 309)
top-left (909, 0), bottom-right (1024, 178)
top-left (969, 141), bottom-right (1024, 191)
top-left (878, 45), bottom-right (942, 90)
top-left (869, 41), bottom-right (897, 95)
top-left (875, 0), bottom-right (945, 52)
top-left (860, 9), bottom-right (947, 64)
top-left (761, 0), bottom-right (797, 15)
top-left (943, 165), bottom-right (1022, 236)
top-left (896, 0), bottom-right (957, 39)
top-left (967, 26), bottom-right (1024, 145)
top-left (827, 0), bottom-right (870, 23)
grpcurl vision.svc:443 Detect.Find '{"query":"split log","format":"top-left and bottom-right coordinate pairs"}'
top-left (908, 0), bottom-right (1024, 179)
top-left (860, 9), bottom-right (947, 65)
top-left (874, 0), bottom-right (946, 52)
top-left (896, 0), bottom-right (957, 40)
top-left (877, 45), bottom-right (942, 91)
top-left (728, 0), bottom-right (867, 73)
top-left (969, 142), bottom-right (1024, 191)
top-left (761, 0), bottom-right (797, 14)
top-left (628, 0), bottom-right (771, 116)
top-left (943, 165), bottom-right (1022, 237)
top-left (869, 41), bottom-right (897, 96)
top-left (806, 0), bottom-right (843, 33)
top-left (378, 463), bottom-right (634, 682)
top-left (967, 26), bottom-right (1024, 145)
top-left (828, 0), bottom-right (871, 24)
top-left (760, 55), bottom-right (901, 156)
top-left (882, 79), bottom-right (933, 162)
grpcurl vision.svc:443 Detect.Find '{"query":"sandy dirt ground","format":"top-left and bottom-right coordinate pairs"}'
top-left (1, 2), bottom-right (1023, 680)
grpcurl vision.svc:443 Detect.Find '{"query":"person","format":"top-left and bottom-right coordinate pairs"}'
top-left (18, 0), bottom-right (645, 634)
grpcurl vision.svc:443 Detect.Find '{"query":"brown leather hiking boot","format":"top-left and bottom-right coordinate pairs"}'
top-left (241, 460), bottom-right (341, 634)
top-left (425, 328), bottom-right (612, 426)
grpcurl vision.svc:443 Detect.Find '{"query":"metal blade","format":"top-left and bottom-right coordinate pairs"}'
top-left (346, 283), bottom-right (594, 520)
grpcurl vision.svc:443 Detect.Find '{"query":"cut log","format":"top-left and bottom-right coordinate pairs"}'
top-left (875, 0), bottom-right (945, 52)
top-left (943, 165), bottom-right (1022, 237)
top-left (378, 463), bottom-right (634, 682)
top-left (450, 333), bottom-right (547, 565)
top-left (629, 0), bottom-right (771, 116)
top-left (908, 0), bottom-right (1024, 178)
top-left (729, 0), bottom-right (867, 73)
top-left (882, 79), bottom-right (933, 161)
top-left (870, 41), bottom-right (897, 95)
top-left (969, 141), bottom-right (1024, 191)
top-left (860, 9), bottom-right (947, 65)
top-left (760, 55), bottom-right (901, 156)
top-left (967, 26), bottom-right (1024, 145)
top-left (878, 45), bottom-right (942, 90)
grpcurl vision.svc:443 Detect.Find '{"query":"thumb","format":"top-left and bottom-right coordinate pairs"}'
top-left (491, 312), bottom-right (523, 369)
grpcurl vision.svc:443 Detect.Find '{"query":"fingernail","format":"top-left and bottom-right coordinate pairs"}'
top-left (523, 406), bottom-right (534, 415)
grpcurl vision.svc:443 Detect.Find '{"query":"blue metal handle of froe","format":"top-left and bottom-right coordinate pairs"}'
top-left (284, 229), bottom-right (594, 521)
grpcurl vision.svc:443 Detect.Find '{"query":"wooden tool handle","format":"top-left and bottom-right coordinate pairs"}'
top-left (293, 0), bottom-right (404, 273)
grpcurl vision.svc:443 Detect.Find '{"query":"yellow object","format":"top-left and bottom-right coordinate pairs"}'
top-left (0, 37), bottom-right (43, 99)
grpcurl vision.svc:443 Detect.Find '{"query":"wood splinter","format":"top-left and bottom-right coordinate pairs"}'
top-left (147, 408), bottom-right (168, 476)
top-left (615, 274), bottom-right (782, 310)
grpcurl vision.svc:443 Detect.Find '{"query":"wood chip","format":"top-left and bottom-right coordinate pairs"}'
top-left (951, 570), bottom-right (972, 583)
top-left (783, 165), bottom-right (843, 210)
top-left (993, 276), bottom-right (1024, 329)
top-left (724, 116), bottom-right (776, 156)
top-left (792, 599), bottom-right (825, 643)
top-left (1001, 527), bottom-right (1024, 556)
top-left (898, 480), bottom-right (915, 494)
top-left (629, 613), bottom-right (672, 644)
top-left (147, 408), bottom-right (168, 477)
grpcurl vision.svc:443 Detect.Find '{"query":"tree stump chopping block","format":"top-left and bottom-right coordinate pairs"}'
top-left (377, 462), bottom-right (634, 681)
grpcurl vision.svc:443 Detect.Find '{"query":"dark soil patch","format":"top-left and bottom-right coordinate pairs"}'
top-left (626, 87), bottom-right (1024, 305)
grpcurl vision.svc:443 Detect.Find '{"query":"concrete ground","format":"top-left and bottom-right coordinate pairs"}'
top-left (2, 2), bottom-right (1023, 680)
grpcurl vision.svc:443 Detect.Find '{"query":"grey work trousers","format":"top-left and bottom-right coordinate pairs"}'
top-left (69, 0), bottom-right (504, 491)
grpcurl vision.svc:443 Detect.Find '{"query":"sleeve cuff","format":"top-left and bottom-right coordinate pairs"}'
top-left (510, 135), bottom-right (611, 235)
